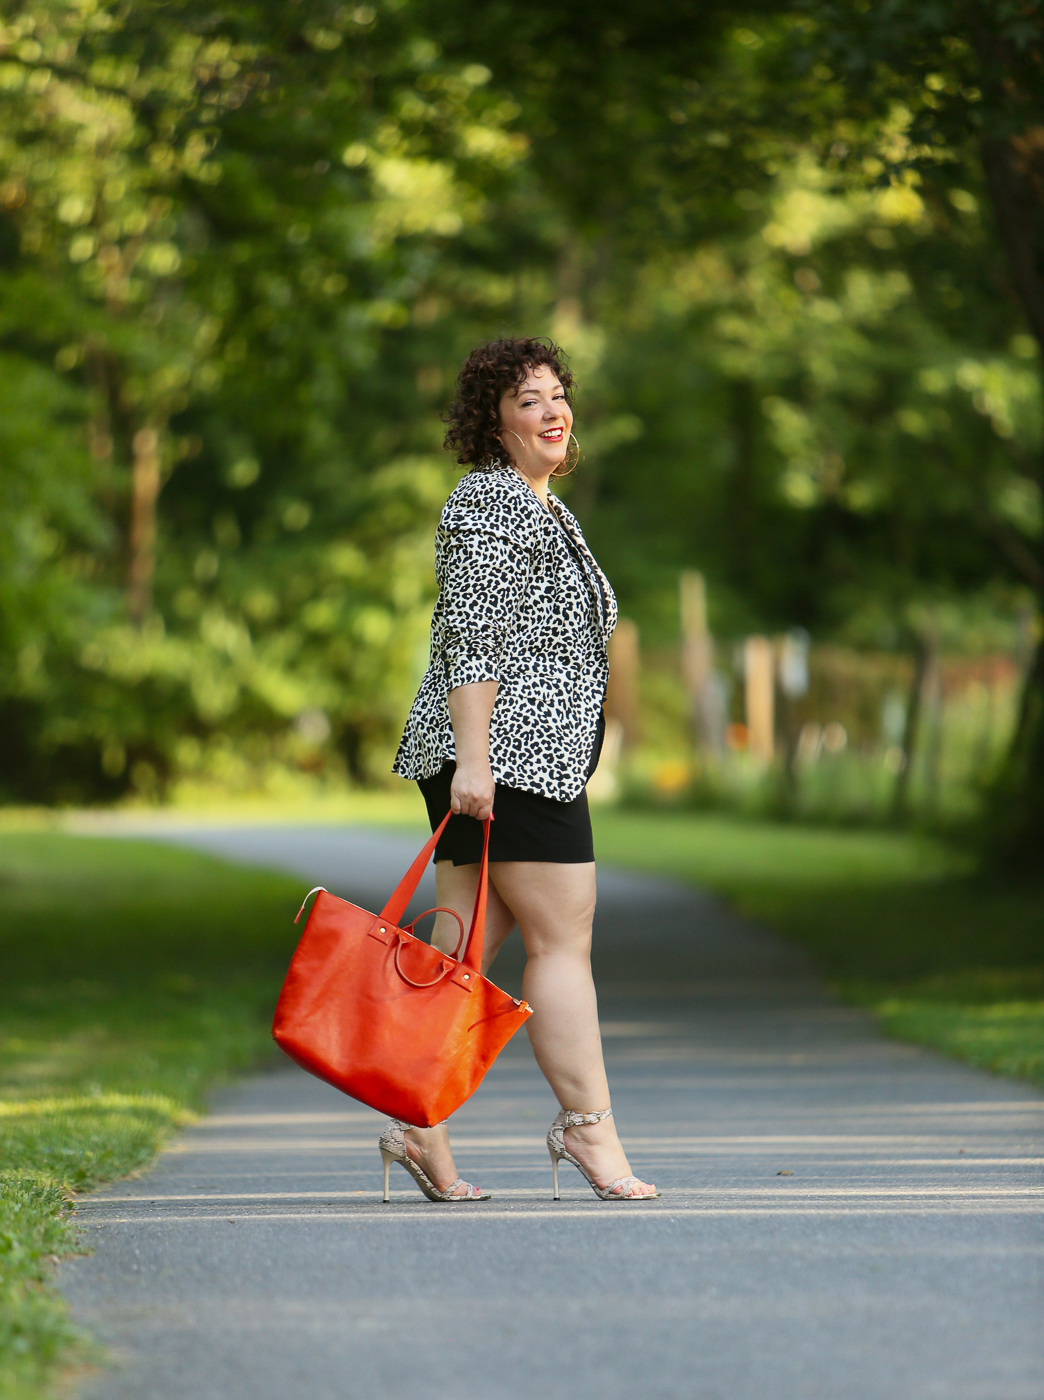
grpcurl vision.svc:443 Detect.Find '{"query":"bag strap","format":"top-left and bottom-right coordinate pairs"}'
top-left (378, 812), bottom-right (452, 927)
top-left (461, 816), bottom-right (491, 976)
top-left (378, 811), bottom-right (492, 974)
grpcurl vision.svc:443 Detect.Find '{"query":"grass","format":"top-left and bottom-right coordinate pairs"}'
top-left (77, 785), bottom-right (429, 830)
top-left (592, 809), bottom-right (1044, 1088)
top-left (0, 833), bottom-right (302, 1400)
top-left (0, 1178), bottom-right (86, 1400)
top-left (848, 971), bottom-right (1044, 1085)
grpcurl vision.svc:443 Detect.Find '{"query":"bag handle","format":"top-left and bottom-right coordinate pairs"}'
top-left (379, 810), bottom-right (492, 975)
top-left (403, 907), bottom-right (466, 959)
top-left (393, 937), bottom-right (455, 989)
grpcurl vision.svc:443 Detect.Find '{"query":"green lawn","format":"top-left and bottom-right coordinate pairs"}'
top-left (0, 833), bottom-right (301, 1400)
top-left (2, 813), bottom-right (1042, 1398)
top-left (593, 810), bottom-right (1044, 1088)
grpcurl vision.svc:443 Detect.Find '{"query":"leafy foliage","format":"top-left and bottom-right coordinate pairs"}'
top-left (0, 1), bottom-right (1040, 838)
top-left (0, 0), bottom-right (535, 796)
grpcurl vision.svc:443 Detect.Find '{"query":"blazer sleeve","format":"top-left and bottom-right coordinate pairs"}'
top-left (437, 504), bottom-right (532, 690)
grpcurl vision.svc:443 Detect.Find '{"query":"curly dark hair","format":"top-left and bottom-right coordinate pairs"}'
top-left (443, 337), bottom-right (575, 472)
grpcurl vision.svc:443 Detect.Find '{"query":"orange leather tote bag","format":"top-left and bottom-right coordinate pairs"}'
top-left (272, 814), bottom-right (532, 1127)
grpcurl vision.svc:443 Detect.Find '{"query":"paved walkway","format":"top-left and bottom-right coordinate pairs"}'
top-left (60, 827), bottom-right (1044, 1400)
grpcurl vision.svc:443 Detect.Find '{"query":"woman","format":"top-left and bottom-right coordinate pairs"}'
top-left (387, 337), bottom-right (657, 1202)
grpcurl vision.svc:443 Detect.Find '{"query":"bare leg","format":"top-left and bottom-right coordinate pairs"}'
top-left (409, 859), bottom-right (655, 1198)
top-left (401, 860), bottom-right (517, 1195)
top-left (491, 861), bottom-right (655, 1196)
top-left (429, 860), bottom-right (517, 972)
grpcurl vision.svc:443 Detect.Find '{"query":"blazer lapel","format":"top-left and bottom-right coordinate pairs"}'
top-left (547, 496), bottom-right (612, 636)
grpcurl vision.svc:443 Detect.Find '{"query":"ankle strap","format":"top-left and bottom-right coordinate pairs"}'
top-left (560, 1109), bottom-right (613, 1127)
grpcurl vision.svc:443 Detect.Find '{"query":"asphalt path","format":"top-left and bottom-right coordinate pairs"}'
top-left (60, 824), bottom-right (1044, 1400)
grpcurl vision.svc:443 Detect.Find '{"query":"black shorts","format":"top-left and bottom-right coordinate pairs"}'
top-left (417, 715), bottom-right (604, 866)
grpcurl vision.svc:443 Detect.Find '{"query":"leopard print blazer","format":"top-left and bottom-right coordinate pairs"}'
top-left (392, 462), bottom-right (618, 802)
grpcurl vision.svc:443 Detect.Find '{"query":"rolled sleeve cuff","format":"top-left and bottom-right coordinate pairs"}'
top-left (444, 632), bottom-right (502, 689)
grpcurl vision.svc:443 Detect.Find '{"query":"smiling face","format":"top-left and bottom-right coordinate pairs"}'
top-left (497, 364), bottom-right (573, 484)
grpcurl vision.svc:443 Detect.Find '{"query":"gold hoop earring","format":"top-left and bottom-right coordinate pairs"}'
top-left (502, 429), bottom-right (528, 468)
top-left (554, 432), bottom-right (580, 477)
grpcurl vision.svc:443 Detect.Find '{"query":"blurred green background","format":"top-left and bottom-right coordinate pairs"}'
top-left (0, 0), bottom-right (1041, 858)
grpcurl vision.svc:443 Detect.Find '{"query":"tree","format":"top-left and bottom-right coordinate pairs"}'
top-left (429, 1), bottom-right (1042, 858)
top-left (784, 1), bottom-right (1044, 863)
top-left (1, 0), bottom-right (1040, 842)
top-left (0, 0), bottom-right (532, 796)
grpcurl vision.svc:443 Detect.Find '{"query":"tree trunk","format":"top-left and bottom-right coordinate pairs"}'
top-left (727, 378), bottom-right (758, 591)
top-left (980, 130), bottom-right (1044, 873)
top-left (127, 425), bottom-right (163, 622)
top-left (981, 133), bottom-right (1044, 351)
top-left (339, 722), bottom-right (367, 785)
top-left (552, 236), bottom-right (602, 517)
top-left (986, 630), bottom-right (1044, 873)
top-left (891, 634), bottom-right (932, 824)
top-left (920, 651), bottom-right (944, 819)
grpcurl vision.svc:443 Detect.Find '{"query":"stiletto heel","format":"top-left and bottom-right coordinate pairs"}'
top-left (378, 1121), bottom-right (491, 1202)
top-left (547, 1109), bottom-right (659, 1201)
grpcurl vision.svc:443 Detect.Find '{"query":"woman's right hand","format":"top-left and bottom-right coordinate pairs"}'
top-left (450, 759), bottom-right (495, 821)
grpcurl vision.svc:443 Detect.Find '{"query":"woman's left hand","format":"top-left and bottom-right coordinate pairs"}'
top-left (450, 758), bottom-right (495, 821)
top-left (447, 681), bottom-right (498, 821)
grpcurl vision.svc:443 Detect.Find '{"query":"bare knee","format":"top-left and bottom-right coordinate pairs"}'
top-left (525, 934), bottom-right (592, 964)
top-left (521, 912), bottom-right (594, 960)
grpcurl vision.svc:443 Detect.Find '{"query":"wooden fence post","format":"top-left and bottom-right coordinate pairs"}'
top-left (680, 570), bottom-right (723, 752)
top-left (606, 618), bottom-right (640, 749)
top-left (745, 636), bottom-right (775, 762)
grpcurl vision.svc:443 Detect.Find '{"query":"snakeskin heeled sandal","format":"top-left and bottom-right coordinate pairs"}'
top-left (379, 1120), bottom-right (491, 1203)
top-left (547, 1109), bottom-right (659, 1201)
